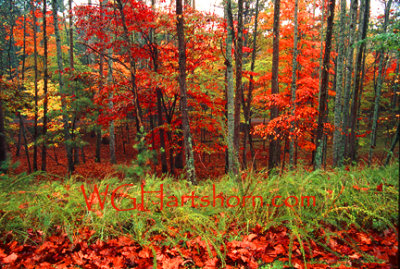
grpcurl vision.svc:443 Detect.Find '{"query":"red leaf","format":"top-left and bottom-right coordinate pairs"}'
top-left (376, 184), bottom-right (383, 192)
top-left (3, 253), bottom-right (18, 264)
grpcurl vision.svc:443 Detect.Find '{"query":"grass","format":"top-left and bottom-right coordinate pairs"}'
top-left (0, 162), bottom-right (398, 265)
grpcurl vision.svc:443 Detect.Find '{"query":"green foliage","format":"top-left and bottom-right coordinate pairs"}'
top-left (0, 163), bottom-right (398, 265)
top-left (116, 128), bottom-right (155, 181)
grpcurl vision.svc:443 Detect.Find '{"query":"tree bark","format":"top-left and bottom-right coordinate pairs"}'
top-left (108, 57), bottom-right (116, 164)
top-left (342, 0), bottom-right (358, 158)
top-left (30, 0), bottom-right (38, 171)
top-left (176, 0), bottom-right (196, 183)
top-left (332, 0), bottom-right (346, 167)
top-left (384, 121), bottom-right (399, 166)
top-left (368, 0), bottom-right (392, 166)
top-left (242, 0), bottom-right (259, 171)
top-left (41, 0), bottom-right (49, 171)
top-left (314, 0), bottom-right (336, 169)
top-left (0, 93), bottom-right (6, 171)
top-left (52, 0), bottom-right (74, 173)
top-left (234, 0), bottom-right (244, 168)
top-left (225, 0), bottom-right (238, 176)
top-left (269, 0), bottom-right (281, 171)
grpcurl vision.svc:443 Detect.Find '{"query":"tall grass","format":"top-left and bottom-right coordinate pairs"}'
top-left (0, 162), bottom-right (398, 265)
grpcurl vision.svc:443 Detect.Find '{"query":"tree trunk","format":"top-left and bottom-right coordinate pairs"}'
top-left (18, 113), bottom-right (31, 173)
top-left (368, 0), bottom-right (392, 166)
top-left (289, 0), bottom-right (299, 168)
top-left (30, 0), bottom-right (38, 171)
top-left (150, 0), bottom-right (168, 173)
top-left (52, 0), bottom-right (74, 173)
top-left (314, 0), bottom-right (336, 169)
top-left (108, 57), bottom-right (116, 164)
top-left (41, 0), bottom-right (49, 171)
top-left (269, 0), bottom-right (281, 171)
top-left (225, 0), bottom-right (238, 176)
top-left (176, 0), bottom-right (196, 183)
top-left (0, 94), bottom-right (6, 172)
top-left (234, 0), bottom-right (243, 169)
top-left (342, 0), bottom-right (358, 158)
top-left (332, 0), bottom-right (346, 167)
top-left (384, 121), bottom-right (399, 166)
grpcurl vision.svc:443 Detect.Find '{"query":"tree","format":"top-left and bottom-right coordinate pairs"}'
top-left (41, 0), bottom-right (49, 171)
top-left (314, 0), bottom-right (335, 169)
top-left (0, 84), bottom-right (6, 171)
top-left (234, 0), bottom-right (243, 168)
top-left (332, 0), bottom-right (346, 167)
top-left (368, 0), bottom-right (393, 165)
top-left (52, 0), bottom-right (74, 173)
top-left (225, 0), bottom-right (238, 176)
top-left (242, 0), bottom-right (259, 170)
top-left (348, 0), bottom-right (370, 161)
top-left (289, 0), bottom-right (299, 167)
top-left (115, 0), bottom-right (144, 133)
top-left (342, 0), bottom-right (358, 158)
top-left (176, 0), bottom-right (196, 183)
top-left (30, 0), bottom-right (39, 171)
top-left (269, 0), bottom-right (281, 171)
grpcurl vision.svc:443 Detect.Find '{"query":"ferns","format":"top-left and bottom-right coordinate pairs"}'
top-left (0, 162), bottom-right (398, 266)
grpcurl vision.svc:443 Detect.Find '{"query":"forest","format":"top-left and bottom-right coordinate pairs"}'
top-left (0, 0), bottom-right (399, 267)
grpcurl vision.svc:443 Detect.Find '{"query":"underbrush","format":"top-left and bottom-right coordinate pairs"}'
top-left (0, 163), bottom-right (398, 266)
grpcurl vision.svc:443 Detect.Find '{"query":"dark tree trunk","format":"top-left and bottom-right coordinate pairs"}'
top-left (349, 0), bottom-right (370, 161)
top-left (368, 0), bottom-right (392, 165)
top-left (234, 0), bottom-right (244, 168)
top-left (269, 0), bottom-right (281, 171)
top-left (52, 0), bottom-right (74, 173)
top-left (242, 0), bottom-right (259, 171)
top-left (30, 0), bottom-right (38, 171)
top-left (18, 113), bottom-right (31, 173)
top-left (0, 96), bottom-right (6, 171)
top-left (314, 0), bottom-right (336, 169)
top-left (176, 0), bottom-right (196, 183)
top-left (41, 0), bottom-right (48, 171)
top-left (225, 0), bottom-right (238, 175)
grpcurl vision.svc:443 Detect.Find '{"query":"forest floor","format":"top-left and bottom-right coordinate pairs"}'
top-left (2, 126), bottom-right (398, 268)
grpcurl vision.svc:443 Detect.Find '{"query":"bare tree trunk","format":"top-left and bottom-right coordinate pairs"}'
top-left (107, 55), bottom-right (116, 164)
top-left (30, 0), bottom-right (38, 171)
top-left (234, 0), bottom-right (244, 169)
top-left (332, 0), bottom-right (346, 167)
top-left (52, 0), bottom-right (74, 173)
top-left (0, 94), bottom-right (6, 171)
top-left (384, 121), bottom-right (399, 166)
top-left (16, 9), bottom-right (27, 158)
top-left (225, 0), bottom-right (238, 175)
top-left (18, 113), bottom-right (31, 173)
top-left (368, 0), bottom-right (392, 166)
top-left (342, 0), bottom-right (358, 158)
top-left (314, 0), bottom-right (336, 169)
top-left (151, 0), bottom-right (168, 173)
top-left (349, 0), bottom-right (369, 161)
top-left (41, 0), bottom-right (49, 171)
top-left (176, 0), bottom-right (196, 183)
top-left (269, 0), bottom-right (281, 171)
